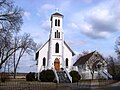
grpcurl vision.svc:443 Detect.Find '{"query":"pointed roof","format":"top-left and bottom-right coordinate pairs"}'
top-left (52, 12), bottom-right (63, 16)
top-left (64, 41), bottom-right (75, 56)
top-left (50, 12), bottom-right (64, 21)
top-left (73, 51), bottom-right (96, 66)
top-left (35, 39), bottom-right (75, 60)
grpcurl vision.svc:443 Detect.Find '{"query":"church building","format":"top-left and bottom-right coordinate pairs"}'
top-left (35, 12), bottom-right (112, 82)
top-left (35, 12), bottom-right (75, 77)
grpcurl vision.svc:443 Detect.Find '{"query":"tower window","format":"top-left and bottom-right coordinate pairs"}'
top-left (43, 57), bottom-right (46, 66)
top-left (55, 19), bottom-right (60, 26)
top-left (65, 58), bottom-right (68, 67)
top-left (58, 19), bottom-right (60, 26)
top-left (55, 43), bottom-right (59, 53)
top-left (58, 32), bottom-right (60, 38)
top-left (57, 30), bottom-right (58, 37)
top-left (55, 32), bottom-right (57, 38)
top-left (55, 19), bottom-right (57, 26)
top-left (55, 30), bottom-right (60, 38)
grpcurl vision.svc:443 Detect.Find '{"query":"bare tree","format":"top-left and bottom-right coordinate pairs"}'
top-left (0, 31), bottom-right (23, 69)
top-left (0, 0), bottom-right (23, 32)
top-left (82, 51), bottom-right (89, 55)
top-left (13, 33), bottom-right (37, 78)
top-left (0, 0), bottom-right (23, 69)
top-left (106, 56), bottom-right (116, 77)
top-left (106, 56), bottom-right (120, 80)
top-left (115, 36), bottom-right (120, 60)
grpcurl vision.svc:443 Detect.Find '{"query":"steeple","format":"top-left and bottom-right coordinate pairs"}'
top-left (48, 12), bottom-right (64, 70)
top-left (50, 12), bottom-right (64, 28)
top-left (50, 12), bottom-right (63, 21)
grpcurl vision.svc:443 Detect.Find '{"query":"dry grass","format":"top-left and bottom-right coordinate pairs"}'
top-left (0, 79), bottom-right (119, 90)
top-left (0, 80), bottom-right (70, 90)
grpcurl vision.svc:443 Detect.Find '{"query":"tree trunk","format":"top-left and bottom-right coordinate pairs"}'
top-left (13, 47), bottom-right (16, 79)
top-left (91, 72), bottom-right (94, 80)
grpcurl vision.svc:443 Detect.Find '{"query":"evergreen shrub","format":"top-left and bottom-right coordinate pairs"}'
top-left (69, 70), bottom-right (81, 82)
top-left (26, 72), bottom-right (35, 81)
top-left (40, 69), bottom-right (55, 82)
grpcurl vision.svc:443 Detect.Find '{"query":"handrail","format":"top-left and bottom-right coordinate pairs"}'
top-left (99, 70), bottom-right (112, 79)
top-left (99, 70), bottom-right (108, 79)
top-left (64, 68), bottom-right (72, 83)
top-left (52, 68), bottom-right (59, 83)
top-left (38, 66), bottom-right (47, 80)
top-left (103, 70), bottom-right (112, 79)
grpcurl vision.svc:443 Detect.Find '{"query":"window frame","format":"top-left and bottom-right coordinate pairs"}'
top-left (55, 19), bottom-right (57, 26)
top-left (58, 19), bottom-right (60, 26)
top-left (43, 57), bottom-right (46, 66)
top-left (65, 58), bottom-right (68, 67)
top-left (55, 43), bottom-right (59, 53)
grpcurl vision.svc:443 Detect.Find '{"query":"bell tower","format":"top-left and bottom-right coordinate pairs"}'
top-left (48, 12), bottom-right (64, 71)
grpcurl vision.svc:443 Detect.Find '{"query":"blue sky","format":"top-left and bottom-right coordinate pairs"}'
top-left (14, 0), bottom-right (120, 72)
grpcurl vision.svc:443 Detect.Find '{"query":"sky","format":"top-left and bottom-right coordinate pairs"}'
top-left (13, 0), bottom-right (120, 72)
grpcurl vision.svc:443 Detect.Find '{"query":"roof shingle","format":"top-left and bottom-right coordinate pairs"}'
top-left (73, 51), bottom-right (95, 66)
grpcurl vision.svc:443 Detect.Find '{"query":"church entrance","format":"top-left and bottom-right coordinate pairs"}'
top-left (54, 58), bottom-right (60, 72)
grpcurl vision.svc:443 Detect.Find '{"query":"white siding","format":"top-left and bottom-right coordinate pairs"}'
top-left (64, 44), bottom-right (73, 68)
top-left (37, 42), bottom-right (49, 72)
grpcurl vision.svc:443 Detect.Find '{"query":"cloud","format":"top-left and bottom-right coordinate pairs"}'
top-left (41, 19), bottom-right (51, 31)
top-left (66, 39), bottom-right (86, 49)
top-left (81, 0), bottom-right (93, 3)
top-left (37, 0), bottom-right (71, 17)
top-left (37, 4), bottom-right (55, 17)
top-left (24, 11), bottom-right (31, 20)
top-left (70, 0), bottom-right (120, 39)
top-left (58, 0), bottom-right (71, 12)
top-left (41, 4), bottom-right (55, 11)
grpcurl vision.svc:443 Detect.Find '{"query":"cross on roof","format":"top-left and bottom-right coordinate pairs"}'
top-left (55, 8), bottom-right (59, 12)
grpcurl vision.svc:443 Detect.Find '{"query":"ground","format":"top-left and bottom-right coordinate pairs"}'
top-left (0, 79), bottom-right (120, 90)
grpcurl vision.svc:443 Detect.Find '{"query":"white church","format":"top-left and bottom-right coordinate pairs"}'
top-left (35, 12), bottom-right (112, 83)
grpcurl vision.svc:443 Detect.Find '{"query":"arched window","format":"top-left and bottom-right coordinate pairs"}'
top-left (55, 43), bottom-right (59, 53)
top-left (43, 57), bottom-right (46, 66)
top-left (55, 32), bottom-right (57, 38)
top-left (58, 19), bottom-right (60, 26)
top-left (66, 58), bottom-right (68, 67)
top-left (55, 30), bottom-right (60, 38)
top-left (55, 19), bottom-right (57, 26)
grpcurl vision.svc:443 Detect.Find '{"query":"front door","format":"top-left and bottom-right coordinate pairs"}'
top-left (54, 58), bottom-right (60, 72)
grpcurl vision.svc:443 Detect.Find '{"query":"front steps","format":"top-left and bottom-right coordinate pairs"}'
top-left (57, 71), bottom-right (71, 83)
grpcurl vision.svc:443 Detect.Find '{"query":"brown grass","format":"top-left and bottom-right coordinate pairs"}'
top-left (0, 79), bottom-right (119, 90)
top-left (0, 80), bottom-right (71, 90)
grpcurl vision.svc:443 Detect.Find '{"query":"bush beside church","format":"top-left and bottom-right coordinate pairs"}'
top-left (39, 69), bottom-right (55, 82)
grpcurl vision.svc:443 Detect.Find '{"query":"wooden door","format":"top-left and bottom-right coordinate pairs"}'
top-left (54, 58), bottom-right (60, 72)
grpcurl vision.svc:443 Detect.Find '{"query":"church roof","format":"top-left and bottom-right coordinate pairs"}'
top-left (64, 41), bottom-right (75, 56)
top-left (73, 51), bottom-right (96, 66)
top-left (35, 39), bottom-right (75, 60)
top-left (50, 12), bottom-right (64, 21)
top-left (52, 12), bottom-right (63, 16)
top-left (35, 39), bottom-right (49, 60)
top-left (36, 39), bottom-right (49, 53)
